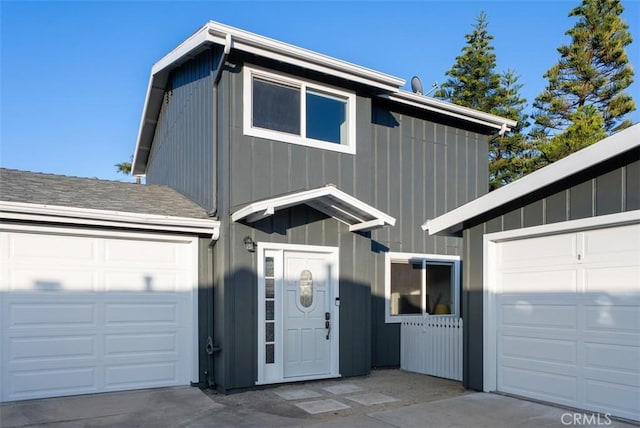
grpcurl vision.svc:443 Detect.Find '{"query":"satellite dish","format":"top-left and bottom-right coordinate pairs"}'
top-left (411, 76), bottom-right (423, 95)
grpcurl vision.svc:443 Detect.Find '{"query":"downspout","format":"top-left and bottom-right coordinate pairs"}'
top-left (205, 33), bottom-right (232, 389)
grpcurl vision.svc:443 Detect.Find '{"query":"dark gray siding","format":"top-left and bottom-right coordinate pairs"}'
top-left (146, 49), bottom-right (222, 212)
top-left (462, 152), bottom-right (640, 391)
top-left (212, 58), bottom-right (490, 391)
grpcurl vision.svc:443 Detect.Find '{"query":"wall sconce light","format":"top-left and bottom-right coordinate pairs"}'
top-left (243, 236), bottom-right (256, 252)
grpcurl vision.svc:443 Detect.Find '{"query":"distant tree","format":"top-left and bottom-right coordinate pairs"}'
top-left (532, 0), bottom-right (635, 163)
top-left (436, 13), bottom-right (534, 190)
top-left (435, 11), bottom-right (502, 113)
top-left (489, 70), bottom-right (536, 190)
top-left (114, 161), bottom-right (132, 175)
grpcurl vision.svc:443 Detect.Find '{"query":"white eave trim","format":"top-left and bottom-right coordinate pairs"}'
top-left (231, 185), bottom-right (396, 232)
top-left (0, 201), bottom-right (221, 239)
top-left (381, 91), bottom-right (517, 132)
top-left (423, 124), bottom-right (640, 236)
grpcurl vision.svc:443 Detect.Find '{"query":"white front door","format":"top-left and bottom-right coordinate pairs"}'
top-left (257, 244), bottom-right (339, 384)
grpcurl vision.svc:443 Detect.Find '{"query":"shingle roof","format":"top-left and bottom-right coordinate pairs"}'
top-left (0, 168), bottom-right (210, 220)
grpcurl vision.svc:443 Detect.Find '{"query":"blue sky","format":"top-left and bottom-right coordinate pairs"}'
top-left (2, 1), bottom-right (638, 182)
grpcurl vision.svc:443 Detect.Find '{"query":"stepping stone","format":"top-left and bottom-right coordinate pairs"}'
top-left (295, 399), bottom-right (351, 414)
top-left (321, 383), bottom-right (364, 395)
top-left (346, 392), bottom-right (399, 406)
top-left (274, 389), bottom-right (323, 400)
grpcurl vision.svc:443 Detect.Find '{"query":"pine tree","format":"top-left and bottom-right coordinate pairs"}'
top-left (489, 70), bottom-right (536, 190)
top-left (532, 0), bottom-right (635, 154)
top-left (434, 11), bottom-right (502, 112)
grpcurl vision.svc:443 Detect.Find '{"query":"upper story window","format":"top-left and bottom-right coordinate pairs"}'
top-left (384, 252), bottom-right (461, 323)
top-left (244, 66), bottom-right (356, 154)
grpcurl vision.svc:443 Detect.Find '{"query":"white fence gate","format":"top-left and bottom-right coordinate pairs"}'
top-left (400, 316), bottom-right (463, 381)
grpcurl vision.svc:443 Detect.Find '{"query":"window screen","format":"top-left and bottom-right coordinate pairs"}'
top-left (252, 78), bottom-right (300, 135)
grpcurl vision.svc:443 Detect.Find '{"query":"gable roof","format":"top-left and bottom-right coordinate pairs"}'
top-left (0, 168), bottom-right (220, 236)
top-left (423, 124), bottom-right (640, 236)
top-left (132, 21), bottom-right (516, 175)
top-left (231, 184), bottom-right (396, 232)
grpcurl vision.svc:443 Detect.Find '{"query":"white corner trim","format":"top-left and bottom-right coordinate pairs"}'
top-left (231, 185), bottom-right (396, 230)
top-left (425, 124), bottom-right (640, 236)
top-left (481, 209), bottom-right (640, 392)
top-left (0, 201), bottom-right (221, 238)
top-left (382, 91), bottom-right (516, 133)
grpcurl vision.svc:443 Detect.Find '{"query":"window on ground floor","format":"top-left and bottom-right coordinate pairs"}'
top-left (385, 252), bottom-right (460, 323)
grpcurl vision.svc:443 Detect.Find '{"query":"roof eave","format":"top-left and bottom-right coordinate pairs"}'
top-left (424, 124), bottom-right (640, 236)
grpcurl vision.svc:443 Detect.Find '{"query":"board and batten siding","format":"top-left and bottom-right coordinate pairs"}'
top-left (146, 48), bottom-right (222, 213)
top-left (462, 151), bottom-right (640, 391)
top-left (211, 58), bottom-right (490, 391)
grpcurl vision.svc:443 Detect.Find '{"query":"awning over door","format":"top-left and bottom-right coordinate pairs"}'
top-left (231, 185), bottom-right (395, 232)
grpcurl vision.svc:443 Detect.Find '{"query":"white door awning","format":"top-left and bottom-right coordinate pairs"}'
top-left (231, 185), bottom-right (395, 232)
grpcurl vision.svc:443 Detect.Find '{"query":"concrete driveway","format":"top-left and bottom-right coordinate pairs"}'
top-left (1, 369), bottom-right (634, 428)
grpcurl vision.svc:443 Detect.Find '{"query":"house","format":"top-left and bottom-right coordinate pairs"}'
top-left (130, 21), bottom-right (514, 394)
top-left (423, 124), bottom-right (640, 422)
top-left (0, 21), bottom-right (515, 402)
top-left (0, 169), bottom-right (220, 402)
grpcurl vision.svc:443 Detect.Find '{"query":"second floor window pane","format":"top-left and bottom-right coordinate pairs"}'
top-left (252, 78), bottom-right (300, 135)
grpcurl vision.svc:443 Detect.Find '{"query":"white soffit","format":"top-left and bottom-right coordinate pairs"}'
top-left (0, 201), bottom-right (221, 238)
top-left (231, 185), bottom-right (396, 232)
top-left (423, 124), bottom-right (640, 236)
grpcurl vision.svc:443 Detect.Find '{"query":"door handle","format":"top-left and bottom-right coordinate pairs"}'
top-left (325, 312), bottom-right (331, 340)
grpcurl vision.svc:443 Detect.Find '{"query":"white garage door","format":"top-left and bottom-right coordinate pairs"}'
top-left (0, 229), bottom-right (197, 402)
top-left (495, 223), bottom-right (640, 421)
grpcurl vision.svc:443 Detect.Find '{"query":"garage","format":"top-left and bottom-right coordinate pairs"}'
top-left (0, 227), bottom-right (199, 402)
top-left (490, 222), bottom-right (640, 421)
top-left (423, 125), bottom-right (640, 421)
top-left (0, 168), bottom-right (220, 402)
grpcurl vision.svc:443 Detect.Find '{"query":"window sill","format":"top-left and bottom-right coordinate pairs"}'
top-left (245, 127), bottom-right (356, 155)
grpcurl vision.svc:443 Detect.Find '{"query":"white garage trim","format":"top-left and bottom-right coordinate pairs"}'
top-left (483, 209), bottom-right (640, 393)
top-left (1, 201), bottom-right (221, 239)
top-left (0, 223), bottom-right (201, 401)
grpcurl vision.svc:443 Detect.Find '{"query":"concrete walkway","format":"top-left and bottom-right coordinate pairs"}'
top-left (1, 370), bottom-right (635, 427)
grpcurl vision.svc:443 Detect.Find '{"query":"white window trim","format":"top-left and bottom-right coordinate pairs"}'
top-left (243, 65), bottom-right (357, 155)
top-left (384, 252), bottom-right (461, 323)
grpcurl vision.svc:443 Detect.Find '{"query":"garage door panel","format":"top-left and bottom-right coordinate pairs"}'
top-left (104, 239), bottom-right (182, 266)
top-left (7, 367), bottom-right (98, 400)
top-left (104, 361), bottom-right (178, 390)
top-left (104, 302), bottom-right (180, 325)
top-left (583, 225), bottom-right (640, 264)
top-left (8, 335), bottom-right (96, 362)
top-left (8, 268), bottom-right (98, 292)
top-left (104, 332), bottom-right (178, 357)
top-left (585, 342), bottom-right (640, 375)
top-left (104, 271), bottom-right (184, 292)
top-left (501, 335), bottom-right (576, 365)
top-left (584, 305), bottom-right (640, 333)
top-left (500, 366), bottom-right (577, 402)
top-left (499, 233), bottom-right (576, 268)
top-left (7, 233), bottom-right (97, 262)
top-left (584, 265), bottom-right (640, 294)
top-left (500, 269), bottom-right (577, 293)
top-left (8, 302), bottom-right (97, 328)
top-left (501, 303), bottom-right (576, 330)
top-left (585, 379), bottom-right (640, 421)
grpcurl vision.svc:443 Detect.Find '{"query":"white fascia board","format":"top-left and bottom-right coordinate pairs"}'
top-left (205, 21), bottom-right (404, 90)
top-left (382, 91), bottom-right (517, 132)
top-left (424, 124), bottom-right (640, 236)
top-left (231, 185), bottom-right (396, 229)
top-left (0, 201), bottom-right (221, 238)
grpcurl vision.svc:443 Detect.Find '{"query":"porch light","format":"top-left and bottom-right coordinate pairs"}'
top-left (243, 236), bottom-right (256, 252)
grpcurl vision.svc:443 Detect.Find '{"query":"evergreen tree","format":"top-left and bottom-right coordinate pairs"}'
top-left (489, 70), bottom-right (536, 190)
top-left (435, 11), bottom-right (501, 112)
top-left (532, 0), bottom-right (635, 153)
